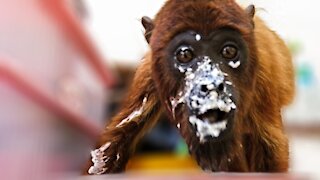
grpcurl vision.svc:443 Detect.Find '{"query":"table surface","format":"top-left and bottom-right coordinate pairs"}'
top-left (76, 172), bottom-right (310, 180)
top-left (76, 154), bottom-right (312, 180)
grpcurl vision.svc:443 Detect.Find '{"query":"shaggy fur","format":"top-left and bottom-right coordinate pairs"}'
top-left (85, 0), bottom-right (294, 174)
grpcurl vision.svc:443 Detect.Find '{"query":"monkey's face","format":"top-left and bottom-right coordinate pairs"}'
top-left (166, 29), bottom-right (249, 143)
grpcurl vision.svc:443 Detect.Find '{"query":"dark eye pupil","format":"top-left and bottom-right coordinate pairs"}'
top-left (222, 46), bottom-right (238, 59)
top-left (176, 47), bottom-right (194, 63)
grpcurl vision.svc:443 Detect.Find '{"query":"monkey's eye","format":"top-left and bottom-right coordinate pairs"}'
top-left (221, 45), bottom-right (238, 60)
top-left (175, 46), bottom-right (194, 63)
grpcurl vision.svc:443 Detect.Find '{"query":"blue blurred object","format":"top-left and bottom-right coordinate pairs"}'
top-left (297, 62), bottom-right (316, 88)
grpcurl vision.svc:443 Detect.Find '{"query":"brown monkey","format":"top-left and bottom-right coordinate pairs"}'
top-left (85, 0), bottom-right (294, 174)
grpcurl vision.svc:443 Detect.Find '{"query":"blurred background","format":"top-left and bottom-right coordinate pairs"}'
top-left (0, 0), bottom-right (319, 179)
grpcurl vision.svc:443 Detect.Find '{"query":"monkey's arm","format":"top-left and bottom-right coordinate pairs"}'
top-left (244, 17), bottom-right (292, 172)
top-left (85, 54), bottom-right (162, 174)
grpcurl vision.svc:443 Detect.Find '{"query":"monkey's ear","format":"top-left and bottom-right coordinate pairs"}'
top-left (141, 16), bottom-right (154, 43)
top-left (245, 5), bottom-right (256, 19)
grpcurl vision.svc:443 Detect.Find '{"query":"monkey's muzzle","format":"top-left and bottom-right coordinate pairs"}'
top-left (184, 57), bottom-right (236, 143)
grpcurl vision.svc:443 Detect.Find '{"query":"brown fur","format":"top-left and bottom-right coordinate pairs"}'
top-left (84, 0), bottom-right (294, 174)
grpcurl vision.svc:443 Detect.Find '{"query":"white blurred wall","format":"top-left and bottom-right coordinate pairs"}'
top-left (84, 0), bottom-right (320, 67)
top-left (84, 0), bottom-right (166, 66)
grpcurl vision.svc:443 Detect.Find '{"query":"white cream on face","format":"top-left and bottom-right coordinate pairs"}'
top-left (183, 58), bottom-right (236, 114)
top-left (189, 116), bottom-right (227, 143)
top-left (195, 34), bottom-right (202, 41)
top-left (175, 64), bottom-right (186, 73)
top-left (228, 60), bottom-right (241, 69)
top-left (225, 81), bottom-right (233, 86)
top-left (173, 57), bottom-right (236, 143)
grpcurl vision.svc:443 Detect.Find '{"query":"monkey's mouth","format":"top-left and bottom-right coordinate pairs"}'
top-left (196, 109), bottom-right (228, 124)
top-left (189, 107), bottom-right (233, 143)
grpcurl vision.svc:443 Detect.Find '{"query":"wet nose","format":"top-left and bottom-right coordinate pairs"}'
top-left (200, 82), bottom-right (225, 94)
top-left (217, 83), bottom-right (225, 92)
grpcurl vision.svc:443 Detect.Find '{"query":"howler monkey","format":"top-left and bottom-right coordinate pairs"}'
top-left (86, 0), bottom-right (295, 174)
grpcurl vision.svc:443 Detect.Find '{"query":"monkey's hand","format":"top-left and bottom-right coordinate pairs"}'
top-left (88, 139), bottom-right (120, 174)
top-left (88, 121), bottom-right (141, 174)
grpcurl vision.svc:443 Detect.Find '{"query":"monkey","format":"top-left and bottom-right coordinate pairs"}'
top-left (85, 0), bottom-right (295, 174)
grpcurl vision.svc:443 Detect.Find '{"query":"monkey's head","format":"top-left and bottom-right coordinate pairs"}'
top-left (142, 0), bottom-right (257, 144)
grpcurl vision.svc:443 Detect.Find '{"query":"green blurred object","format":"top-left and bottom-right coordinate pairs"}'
top-left (175, 139), bottom-right (189, 156)
top-left (287, 40), bottom-right (303, 56)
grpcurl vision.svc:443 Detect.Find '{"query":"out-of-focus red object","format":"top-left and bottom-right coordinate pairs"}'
top-left (0, 59), bottom-right (102, 139)
top-left (40, 0), bottom-right (115, 88)
top-left (0, 0), bottom-right (113, 179)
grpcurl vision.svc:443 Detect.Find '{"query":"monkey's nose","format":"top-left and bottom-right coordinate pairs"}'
top-left (217, 83), bottom-right (225, 92)
top-left (200, 83), bottom-right (225, 94)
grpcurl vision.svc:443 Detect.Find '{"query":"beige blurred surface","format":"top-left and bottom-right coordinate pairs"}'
top-left (77, 173), bottom-right (309, 180)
